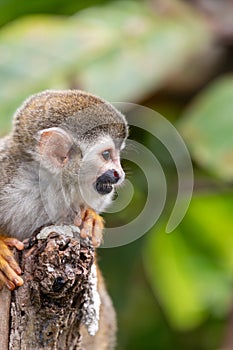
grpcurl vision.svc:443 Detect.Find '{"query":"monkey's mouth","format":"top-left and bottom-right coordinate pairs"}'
top-left (95, 169), bottom-right (120, 195)
top-left (95, 181), bottom-right (113, 195)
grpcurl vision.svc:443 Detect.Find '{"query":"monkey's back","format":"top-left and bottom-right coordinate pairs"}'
top-left (0, 135), bottom-right (17, 187)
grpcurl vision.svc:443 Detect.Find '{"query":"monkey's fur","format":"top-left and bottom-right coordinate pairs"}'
top-left (0, 90), bottom-right (127, 238)
top-left (0, 90), bottom-right (128, 349)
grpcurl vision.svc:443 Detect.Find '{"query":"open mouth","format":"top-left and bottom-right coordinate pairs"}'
top-left (94, 170), bottom-right (119, 195)
top-left (95, 181), bottom-right (113, 195)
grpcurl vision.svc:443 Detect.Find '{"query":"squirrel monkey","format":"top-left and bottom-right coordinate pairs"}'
top-left (0, 90), bottom-right (128, 291)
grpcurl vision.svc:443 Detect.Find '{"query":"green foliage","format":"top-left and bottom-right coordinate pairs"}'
top-left (179, 76), bottom-right (233, 180)
top-left (144, 194), bottom-right (233, 330)
top-left (0, 0), bottom-right (210, 133)
top-left (0, 0), bottom-right (109, 27)
top-left (0, 1), bottom-right (232, 349)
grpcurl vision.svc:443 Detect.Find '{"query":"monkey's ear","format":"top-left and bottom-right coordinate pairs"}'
top-left (37, 127), bottom-right (73, 169)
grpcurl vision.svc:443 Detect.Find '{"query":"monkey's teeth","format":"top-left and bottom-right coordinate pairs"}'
top-left (95, 182), bottom-right (113, 195)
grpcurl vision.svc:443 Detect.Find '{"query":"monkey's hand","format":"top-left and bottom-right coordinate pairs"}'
top-left (74, 208), bottom-right (104, 247)
top-left (0, 236), bottom-right (24, 291)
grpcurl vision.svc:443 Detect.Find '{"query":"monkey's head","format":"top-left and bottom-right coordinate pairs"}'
top-left (13, 90), bottom-right (128, 212)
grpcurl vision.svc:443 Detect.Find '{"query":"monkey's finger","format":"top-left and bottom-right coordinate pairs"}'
top-left (80, 208), bottom-right (95, 238)
top-left (0, 259), bottom-right (24, 289)
top-left (81, 208), bottom-right (88, 221)
top-left (92, 217), bottom-right (104, 247)
top-left (4, 254), bottom-right (22, 275)
top-left (92, 225), bottom-right (102, 247)
top-left (84, 209), bottom-right (95, 221)
top-left (3, 237), bottom-right (24, 250)
top-left (0, 241), bottom-right (22, 275)
top-left (0, 271), bottom-right (15, 291)
top-left (80, 217), bottom-right (93, 239)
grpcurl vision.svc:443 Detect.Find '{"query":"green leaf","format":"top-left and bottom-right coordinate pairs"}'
top-left (179, 75), bottom-right (233, 181)
top-left (143, 193), bottom-right (233, 330)
top-left (0, 0), bottom-right (109, 27)
top-left (0, 1), bottom-right (211, 132)
top-left (75, 1), bottom-right (212, 102)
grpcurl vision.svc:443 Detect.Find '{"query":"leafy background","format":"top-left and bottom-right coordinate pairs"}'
top-left (0, 0), bottom-right (233, 349)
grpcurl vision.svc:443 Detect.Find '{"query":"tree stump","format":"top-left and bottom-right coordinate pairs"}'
top-left (0, 225), bottom-right (116, 350)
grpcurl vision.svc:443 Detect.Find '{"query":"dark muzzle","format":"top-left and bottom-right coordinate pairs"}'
top-left (95, 169), bottom-right (120, 195)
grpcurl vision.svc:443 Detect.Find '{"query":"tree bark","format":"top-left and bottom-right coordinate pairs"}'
top-left (0, 287), bottom-right (11, 350)
top-left (0, 225), bottom-right (116, 350)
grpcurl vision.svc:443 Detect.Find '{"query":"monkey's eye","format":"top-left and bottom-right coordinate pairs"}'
top-left (102, 150), bottom-right (111, 161)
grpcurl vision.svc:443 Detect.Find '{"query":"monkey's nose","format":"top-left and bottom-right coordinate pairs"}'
top-left (98, 169), bottom-right (120, 185)
top-left (112, 170), bottom-right (120, 183)
top-left (109, 170), bottom-right (120, 183)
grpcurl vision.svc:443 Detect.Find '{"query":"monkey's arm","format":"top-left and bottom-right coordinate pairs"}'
top-left (0, 235), bottom-right (24, 290)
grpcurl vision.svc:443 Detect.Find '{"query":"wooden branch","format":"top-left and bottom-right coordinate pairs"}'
top-left (0, 225), bottom-right (116, 350)
top-left (222, 299), bottom-right (233, 350)
top-left (0, 287), bottom-right (11, 350)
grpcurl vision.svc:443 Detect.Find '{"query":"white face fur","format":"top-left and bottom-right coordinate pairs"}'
top-left (77, 135), bottom-right (125, 212)
top-left (37, 127), bottom-right (126, 217)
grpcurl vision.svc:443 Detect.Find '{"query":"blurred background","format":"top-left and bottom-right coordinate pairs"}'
top-left (0, 0), bottom-right (233, 349)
